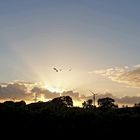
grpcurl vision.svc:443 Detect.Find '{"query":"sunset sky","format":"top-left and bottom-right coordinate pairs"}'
top-left (0, 0), bottom-right (140, 103)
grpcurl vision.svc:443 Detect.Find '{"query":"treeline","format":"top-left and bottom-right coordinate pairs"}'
top-left (0, 96), bottom-right (140, 136)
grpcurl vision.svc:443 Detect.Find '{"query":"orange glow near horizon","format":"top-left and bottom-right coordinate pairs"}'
top-left (73, 100), bottom-right (83, 107)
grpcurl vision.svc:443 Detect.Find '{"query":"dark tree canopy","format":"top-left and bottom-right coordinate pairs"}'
top-left (15, 100), bottom-right (26, 107)
top-left (82, 99), bottom-right (93, 109)
top-left (98, 97), bottom-right (118, 109)
top-left (0, 96), bottom-right (140, 137)
top-left (51, 96), bottom-right (73, 107)
top-left (3, 101), bottom-right (15, 107)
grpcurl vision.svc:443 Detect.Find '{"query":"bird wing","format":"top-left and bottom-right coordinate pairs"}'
top-left (53, 67), bottom-right (58, 72)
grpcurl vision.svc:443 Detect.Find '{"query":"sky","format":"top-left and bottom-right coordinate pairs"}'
top-left (0, 0), bottom-right (140, 102)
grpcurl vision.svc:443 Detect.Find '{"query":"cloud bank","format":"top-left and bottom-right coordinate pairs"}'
top-left (0, 81), bottom-right (140, 106)
top-left (0, 83), bottom-right (31, 99)
top-left (90, 65), bottom-right (140, 88)
top-left (0, 82), bottom-right (80, 102)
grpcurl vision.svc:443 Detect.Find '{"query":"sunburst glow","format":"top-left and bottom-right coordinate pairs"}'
top-left (44, 83), bottom-right (64, 93)
top-left (38, 94), bottom-right (46, 102)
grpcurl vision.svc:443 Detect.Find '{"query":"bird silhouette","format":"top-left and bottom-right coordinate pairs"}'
top-left (53, 67), bottom-right (59, 72)
top-left (53, 67), bottom-right (72, 72)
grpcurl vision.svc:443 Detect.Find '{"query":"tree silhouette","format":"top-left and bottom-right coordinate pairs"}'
top-left (82, 99), bottom-right (93, 109)
top-left (1, 96), bottom-right (140, 135)
top-left (51, 96), bottom-right (73, 107)
top-left (134, 103), bottom-right (140, 107)
top-left (98, 97), bottom-right (118, 109)
top-left (15, 100), bottom-right (26, 107)
top-left (4, 101), bottom-right (15, 107)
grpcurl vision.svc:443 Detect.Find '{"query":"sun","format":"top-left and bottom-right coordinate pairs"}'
top-left (44, 83), bottom-right (64, 93)
top-left (47, 86), bottom-right (64, 93)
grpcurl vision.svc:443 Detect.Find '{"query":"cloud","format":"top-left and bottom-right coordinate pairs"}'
top-left (0, 83), bottom-right (32, 99)
top-left (81, 92), bottom-right (140, 105)
top-left (134, 64), bottom-right (140, 68)
top-left (90, 65), bottom-right (140, 88)
top-left (97, 93), bottom-right (140, 105)
top-left (62, 91), bottom-right (80, 100)
top-left (31, 87), bottom-right (60, 99)
top-left (116, 96), bottom-right (140, 105)
top-left (0, 81), bottom-right (81, 102)
top-left (0, 81), bottom-right (140, 106)
top-left (31, 87), bottom-right (80, 100)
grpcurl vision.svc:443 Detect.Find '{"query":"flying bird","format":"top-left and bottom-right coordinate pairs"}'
top-left (53, 67), bottom-right (59, 72)
top-left (53, 67), bottom-right (72, 72)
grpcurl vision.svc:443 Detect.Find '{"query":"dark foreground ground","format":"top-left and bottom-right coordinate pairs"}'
top-left (0, 101), bottom-right (140, 138)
